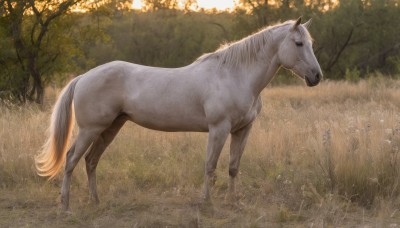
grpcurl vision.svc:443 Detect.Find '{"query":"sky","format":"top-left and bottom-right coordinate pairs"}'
top-left (132, 0), bottom-right (236, 11)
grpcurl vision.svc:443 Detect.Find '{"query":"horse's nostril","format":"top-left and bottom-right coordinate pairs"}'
top-left (315, 73), bottom-right (321, 81)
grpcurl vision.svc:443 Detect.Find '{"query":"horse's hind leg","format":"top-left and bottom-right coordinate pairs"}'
top-left (61, 129), bottom-right (100, 212)
top-left (85, 115), bottom-right (127, 204)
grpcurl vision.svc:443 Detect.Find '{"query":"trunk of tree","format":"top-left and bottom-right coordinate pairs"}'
top-left (28, 54), bottom-right (44, 104)
top-left (35, 80), bottom-right (44, 104)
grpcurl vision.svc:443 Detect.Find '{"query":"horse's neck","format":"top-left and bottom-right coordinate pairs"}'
top-left (243, 34), bottom-right (284, 96)
top-left (249, 54), bottom-right (280, 96)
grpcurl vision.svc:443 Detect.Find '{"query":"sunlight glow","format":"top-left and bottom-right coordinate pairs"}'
top-left (132, 0), bottom-right (144, 10)
top-left (131, 0), bottom-right (236, 11)
top-left (196, 0), bottom-right (235, 11)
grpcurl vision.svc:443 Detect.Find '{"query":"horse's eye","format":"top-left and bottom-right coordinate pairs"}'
top-left (295, 41), bottom-right (303, 47)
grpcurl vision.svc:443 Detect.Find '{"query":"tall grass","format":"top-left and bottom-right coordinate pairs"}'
top-left (1, 78), bottom-right (400, 226)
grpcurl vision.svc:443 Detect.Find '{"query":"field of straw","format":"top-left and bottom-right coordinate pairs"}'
top-left (1, 78), bottom-right (400, 227)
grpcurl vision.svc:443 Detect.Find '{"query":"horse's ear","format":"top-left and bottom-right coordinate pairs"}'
top-left (303, 18), bottom-right (312, 29)
top-left (291, 17), bottom-right (302, 31)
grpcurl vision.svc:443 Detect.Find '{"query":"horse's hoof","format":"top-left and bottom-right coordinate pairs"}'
top-left (201, 194), bottom-right (214, 205)
top-left (192, 195), bottom-right (212, 206)
top-left (59, 208), bottom-right (73, 215)
top-left (198, 198), bottom-right (214, 215)
top-left (88, 196), bottom-right (100, 205)
top-left (224, 193), bottom-right (237, 203)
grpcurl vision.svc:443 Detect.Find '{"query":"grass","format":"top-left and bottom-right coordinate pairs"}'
top-left (1, 78), bottom-right (400, 226)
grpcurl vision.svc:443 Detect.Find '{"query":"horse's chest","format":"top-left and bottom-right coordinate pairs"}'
top-left (231, 98), bottom-right (261, 131)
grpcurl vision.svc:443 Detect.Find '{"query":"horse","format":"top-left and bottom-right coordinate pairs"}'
top-left (35, 17), bottom-right (322, 212)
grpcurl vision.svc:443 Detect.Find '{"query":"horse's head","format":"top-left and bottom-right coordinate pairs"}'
top-left (278, 18), bottom-right (322, 87)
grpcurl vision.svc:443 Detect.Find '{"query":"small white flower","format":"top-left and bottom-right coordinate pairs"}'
top-left (385, 129), bottom-right (393, 135)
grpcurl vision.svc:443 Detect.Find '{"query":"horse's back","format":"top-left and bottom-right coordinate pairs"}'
top-left (121, 64), bottom-right (210, 131)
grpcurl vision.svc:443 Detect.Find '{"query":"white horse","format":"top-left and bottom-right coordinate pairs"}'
top-left (36, 18), bottom-right (322, 211)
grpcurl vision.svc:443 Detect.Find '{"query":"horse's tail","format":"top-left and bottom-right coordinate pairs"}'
top-left (35, 77), bottom-right (81, 179)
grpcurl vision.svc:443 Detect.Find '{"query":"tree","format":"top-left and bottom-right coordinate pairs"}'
top-left (311, 0), bottom-right (400, 78)
top-left (236, 0), bottom-right (270, 27)
top-left (89, 9), bottom-right (233, 68)
top-left (0, 0), bottom-right (82, 104)
top-left (142, 0), bottom-right (180, 11)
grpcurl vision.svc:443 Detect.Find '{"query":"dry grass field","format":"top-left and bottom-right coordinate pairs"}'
top-left (2, 78), bottom-right (400, 227)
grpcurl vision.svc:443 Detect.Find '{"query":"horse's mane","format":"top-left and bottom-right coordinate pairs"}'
top-left (196, 20), bottom-right (296, 68)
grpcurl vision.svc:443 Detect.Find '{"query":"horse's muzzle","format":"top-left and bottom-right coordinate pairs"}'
top-left (305, 71), bottom-right (322, 87)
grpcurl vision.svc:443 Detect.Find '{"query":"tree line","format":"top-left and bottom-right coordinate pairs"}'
top-left (1, 0), bottom-right (399, 104)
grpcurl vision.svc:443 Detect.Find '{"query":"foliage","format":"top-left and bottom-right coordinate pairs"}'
top-left (0, 0), bottom-right (86, 104)
top-left (344, 68), bottom-right (360, 83)
top-left (0, 0), bottom-right (113, 104)
top-left (88, 10), bottom-right (234, 67)
top-left (0, 0), bottom-right (399, 104)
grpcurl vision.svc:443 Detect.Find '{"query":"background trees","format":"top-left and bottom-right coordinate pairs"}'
top-left (0, 0), bottom-right (84, 104)
top-left (0, 0), bottom-right (399, 104)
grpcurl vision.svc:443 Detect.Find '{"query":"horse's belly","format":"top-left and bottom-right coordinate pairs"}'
top-left (125, 107), bottom-right (209, 132)
top-left (129, 115), bottom-right (209, 132)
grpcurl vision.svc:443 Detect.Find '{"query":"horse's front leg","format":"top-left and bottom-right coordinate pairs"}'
top-left (203, 121), bottom-right (231, 202)
top-left (226, 123), bottom-right (253, 203)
